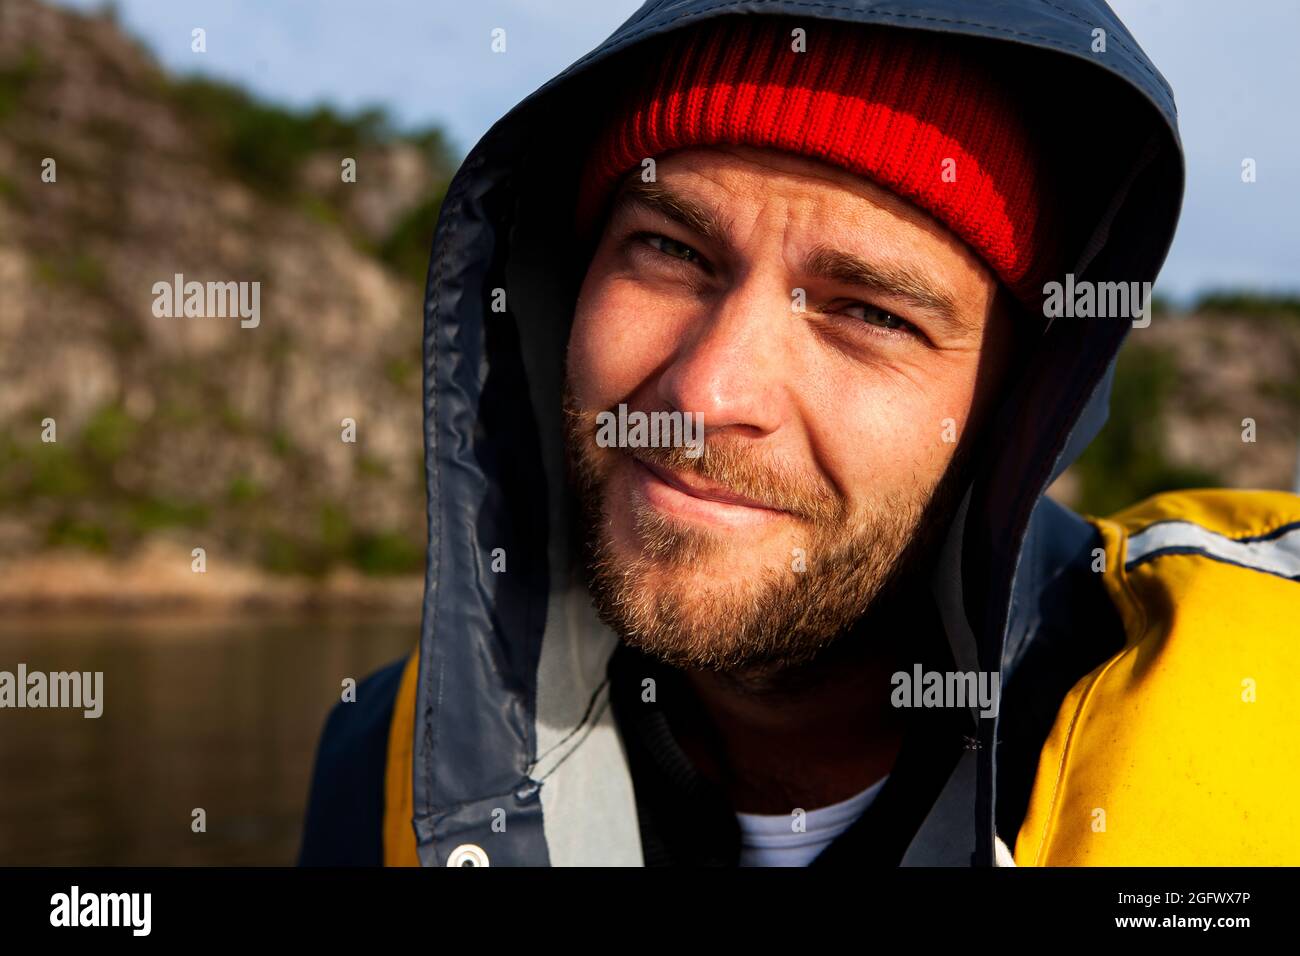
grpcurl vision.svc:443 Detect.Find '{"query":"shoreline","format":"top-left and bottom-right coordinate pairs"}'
top-left (0, 545), bottom-right (424, 617)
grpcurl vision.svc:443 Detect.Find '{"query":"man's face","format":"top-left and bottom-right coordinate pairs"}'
top-left (565, 145), bottom-right (1015, 674)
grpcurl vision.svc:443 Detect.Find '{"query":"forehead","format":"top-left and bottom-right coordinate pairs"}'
top-left (656, 144), bottom-right (920, 216)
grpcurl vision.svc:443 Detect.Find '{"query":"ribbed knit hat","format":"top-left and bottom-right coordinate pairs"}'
top-left (574, 16), bottom-right (1057, 305)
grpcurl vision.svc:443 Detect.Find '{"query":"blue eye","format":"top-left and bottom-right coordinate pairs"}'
top-left (641, 233), bottom-right (701, 264)
top-left (838, 302), bottom-right (914, 334)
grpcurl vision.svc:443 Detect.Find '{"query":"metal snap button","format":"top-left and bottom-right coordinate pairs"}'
top-left (447, 843), bottom-right (490, 867)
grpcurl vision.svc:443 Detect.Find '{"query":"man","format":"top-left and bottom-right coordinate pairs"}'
top-left (299, 1), bottom-right (1300, 867)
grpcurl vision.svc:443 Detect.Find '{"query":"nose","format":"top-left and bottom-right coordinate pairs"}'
top-left (655, 276), bottom-right (789, 438)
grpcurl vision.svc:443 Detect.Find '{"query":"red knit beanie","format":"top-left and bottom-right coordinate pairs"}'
top-left (574, 16), bottom-right (1056, 306)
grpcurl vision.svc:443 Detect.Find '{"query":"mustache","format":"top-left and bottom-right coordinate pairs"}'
top-left (632, 442), bottom-right (843, 524)
top-left (565, 401), bottom-right (845, 525)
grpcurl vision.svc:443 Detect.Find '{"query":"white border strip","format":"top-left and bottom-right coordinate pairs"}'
top-left (1125, 520), bottom-right (1300, 579)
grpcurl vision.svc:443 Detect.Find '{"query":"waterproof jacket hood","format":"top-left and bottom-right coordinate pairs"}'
top-left (399, 0), bottom-right (1184, 866)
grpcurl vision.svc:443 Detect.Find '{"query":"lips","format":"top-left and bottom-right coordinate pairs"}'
top-left (633, 456), bottom-right (784, 514)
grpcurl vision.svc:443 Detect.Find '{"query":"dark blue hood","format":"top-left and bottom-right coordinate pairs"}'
top-left (411, 0), bottom-right (1184, 866)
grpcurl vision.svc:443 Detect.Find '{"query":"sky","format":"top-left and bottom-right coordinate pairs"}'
top-left (49, 0), bottom-right (1300, 301)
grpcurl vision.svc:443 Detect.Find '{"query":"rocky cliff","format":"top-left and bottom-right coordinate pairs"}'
top-left (0, 0), bottom-right (456, 607)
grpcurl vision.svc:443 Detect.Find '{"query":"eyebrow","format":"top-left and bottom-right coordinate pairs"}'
top-left (616, 178), bottom-right (734, 250)
top-left (614, 177), bottom-right (974, 338)
top-left (801, 245), bottom-right (963, 328)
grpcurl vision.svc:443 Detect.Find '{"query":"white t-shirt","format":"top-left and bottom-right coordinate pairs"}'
top-left (735, 775), bottom-right (889, 866)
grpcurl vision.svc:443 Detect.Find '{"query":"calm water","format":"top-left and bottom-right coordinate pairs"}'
top-left (0, 614), bottom-right (418, 865)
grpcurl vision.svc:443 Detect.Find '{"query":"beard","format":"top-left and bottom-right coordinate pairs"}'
top-left (563, 382), bottom-right (969, 676)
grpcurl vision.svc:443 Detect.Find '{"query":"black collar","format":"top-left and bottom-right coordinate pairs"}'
top-left (606, 599), bottom-right (972, 867)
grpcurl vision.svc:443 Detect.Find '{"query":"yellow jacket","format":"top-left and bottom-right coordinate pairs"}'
top-left (1015, 489), bottom-right (1300, 865)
